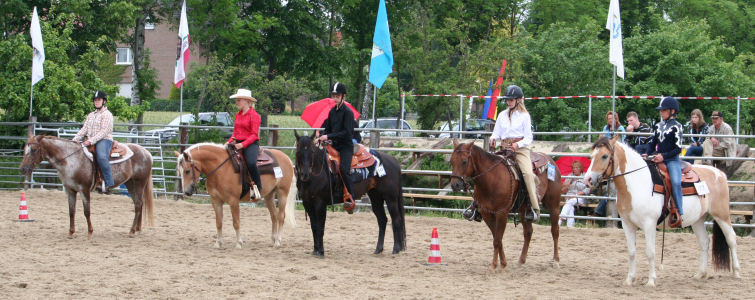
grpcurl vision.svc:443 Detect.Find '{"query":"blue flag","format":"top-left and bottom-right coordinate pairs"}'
top-left (368, 0), bottom-right (393, 89)
top-left (481, 79), bottom-right (494, 118)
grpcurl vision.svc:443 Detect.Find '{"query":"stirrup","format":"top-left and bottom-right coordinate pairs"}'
top-left (525, 208), bottom-right (540, 222)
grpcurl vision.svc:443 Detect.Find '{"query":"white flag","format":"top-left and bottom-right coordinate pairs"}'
top-left (606, 0), bottom-right (624, 79)
top-left (30, 6), bottom-right (45, 85)
top-left (173, 0), bottom-right (190, 88)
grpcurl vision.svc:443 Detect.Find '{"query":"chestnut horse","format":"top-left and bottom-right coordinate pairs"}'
top-left (450, 141), bottom-right (561, 272)
top-left (176, 143), bottom-right (297, 248)
top-left (584, 136), bottom-right (740, 286)
top-left (19, 135), bottom-right (154, 238)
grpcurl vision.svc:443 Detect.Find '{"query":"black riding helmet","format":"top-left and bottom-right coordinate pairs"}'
top-left (92, 90), bottom-right (107, 102)
top-left (331, 82), bottom-right (347, 95)
top-left (503, 85), bottom-right (524, 99)
top-left (656, 96), bottom-right (679, 115)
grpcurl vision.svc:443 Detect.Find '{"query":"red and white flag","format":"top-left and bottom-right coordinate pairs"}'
top-left (173, 0), bottom-right (190, 88)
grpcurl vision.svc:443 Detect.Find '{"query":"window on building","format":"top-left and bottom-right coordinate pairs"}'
top-left (145, 16), bottom-right (155, 30)
top-left (116, 47), bottom-right (132, 65)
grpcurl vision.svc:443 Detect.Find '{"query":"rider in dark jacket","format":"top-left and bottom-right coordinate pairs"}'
top-left (644, 96), bottom-right (684, 227)
top-left (318, 82), bottom-right (356, 207)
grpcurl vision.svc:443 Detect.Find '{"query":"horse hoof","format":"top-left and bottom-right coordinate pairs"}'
top-left (374, 247), bottom-right (383, 255)
top-left (551, 261), bottom-right (560, 269)
top-left (658, 264), bottom-right (664, 271)
top-left (235, 243), bottom-right (242, 249)
top-left (693, 272), bottom-right (706, 280)
top-left (623, 278), bottom-right (633, 286)
top-left (311, 250), bottom-right (324, 257)
top-left (645, 280), bottom-right (655, 287)
top-left (214, 242), bottom-right (222, 249)
top-left (734, 271), bottom-right (741, 279)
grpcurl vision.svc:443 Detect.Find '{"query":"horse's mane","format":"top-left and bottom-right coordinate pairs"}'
top-left (185, 142), bottom-right (224, 152)
top-left (591, 136), bottom-right (612, 151)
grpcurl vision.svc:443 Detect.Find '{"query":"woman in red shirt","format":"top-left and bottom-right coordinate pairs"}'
top-left (226, 89), bottom-right (262, 200)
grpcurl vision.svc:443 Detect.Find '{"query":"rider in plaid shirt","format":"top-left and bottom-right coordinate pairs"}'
top-left (73, 91), bottom-right (115, 193)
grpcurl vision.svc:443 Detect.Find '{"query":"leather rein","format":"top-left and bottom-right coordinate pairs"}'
top-left (182, 148), bottom-right (232, 188)
top-left (450, 148), bottom-right (507, 192)
top-left (596, 144), bottom-right (648, 183)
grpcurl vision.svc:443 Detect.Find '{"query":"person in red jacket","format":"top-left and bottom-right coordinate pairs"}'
top-left (226, 88), bottom-right (262, 200)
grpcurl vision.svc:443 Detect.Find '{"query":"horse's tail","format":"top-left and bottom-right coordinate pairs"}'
top-left (143, 167), bottom-right (155, 227)
top-left (711, 221), bottom-right (731, 272)
top-left (283, 174), bottom-right (297, 228)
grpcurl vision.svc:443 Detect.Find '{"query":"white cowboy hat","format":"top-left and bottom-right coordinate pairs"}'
top-left (229, 88), bottom-right (256, 102)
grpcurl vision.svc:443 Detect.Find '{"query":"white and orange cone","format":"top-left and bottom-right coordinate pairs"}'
top-left (427, 227), bottom-right (442, 264)
top-left (15, 191), bottom-right (34, 222)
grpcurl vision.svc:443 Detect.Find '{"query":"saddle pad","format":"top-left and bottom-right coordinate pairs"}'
top-left (83, 143), bottom-right (134, 164)
top-left (530, 152), bottom-right (550, 169)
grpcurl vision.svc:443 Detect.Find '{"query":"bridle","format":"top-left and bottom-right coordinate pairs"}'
top-left (295, 140), bottom-right (326, 182)
top-left (594, 144), bottom-right (648, 183)
top-left (25, 140), bottom-right (84, 166)
top-left (180, 148), bottom-right (231, 191)
top-left (450, 147), bottom-right (506, 192)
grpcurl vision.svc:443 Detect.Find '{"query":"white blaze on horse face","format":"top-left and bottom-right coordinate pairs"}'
top-left (25, 145), bottom-right (30, 155)
top-left (584, 148), bottom-right (600, 185)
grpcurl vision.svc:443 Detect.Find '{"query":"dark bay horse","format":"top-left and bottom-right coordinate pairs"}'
top-left (450, 140), bottom-right (561, 272)
top-left (19, 135), bottom-right (154, 238)
top-left (176, 143), bottom-right (297, 248)
top-left (294, 131), bottom-right (406, 257)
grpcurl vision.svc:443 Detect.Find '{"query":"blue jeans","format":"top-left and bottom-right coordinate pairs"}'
top-left (595, 199), bottom-right (607, 217)
top-left (95, 139), bottom-right (114, 187)
top-left (665, 156), bottom-right (683, 215)
top-left (684, 145), bottom-right (703, 163)
top-left (634, 144), bottom-right (650, 156)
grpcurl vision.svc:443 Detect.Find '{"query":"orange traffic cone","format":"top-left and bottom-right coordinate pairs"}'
top-left (427, 227), bottom-right (442, 264)
top-left (15, 191), bottom-right (34, 222)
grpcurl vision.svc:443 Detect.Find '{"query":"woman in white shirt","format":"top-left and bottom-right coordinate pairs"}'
top-left (490, 85), bottom-right (540, 221)
top-left (559, 160), bottom-right (590, 227)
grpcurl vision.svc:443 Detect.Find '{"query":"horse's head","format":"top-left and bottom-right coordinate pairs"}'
top-left (175, 150), bottom-right (199, 196)
top-left (294, 130), bottom-right (317, 182)
top-left (20, 135), bottom-right (45, 175)
top-left (450, 139), bottom-right (474, 192)
top-left (584, 136), bottom-right (618, 187)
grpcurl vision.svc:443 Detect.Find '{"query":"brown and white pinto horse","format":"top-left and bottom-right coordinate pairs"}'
top-left (584, 136), bottom-right (741, 286)
top-left (176, 143), bottom-right (297, 248)
top-left (19, 135), bottom-right (155, 238)
top-left (450, 140), bottom-right (561, 272)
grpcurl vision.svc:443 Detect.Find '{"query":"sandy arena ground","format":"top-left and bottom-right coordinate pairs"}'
top-left (1, 189), bottom-right (752, 299)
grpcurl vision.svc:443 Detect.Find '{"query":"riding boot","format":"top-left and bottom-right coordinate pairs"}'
top-left (463, 202), bottom-right (482, 222)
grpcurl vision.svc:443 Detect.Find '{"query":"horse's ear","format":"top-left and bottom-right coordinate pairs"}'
top-left (453, 138), bottom-right (459, 149)
top-left (610, 134), bottom-right (619, 143)
top-left (174, 151), bottom-right (181, 157)
top-left (294, 130), bottom-right (300, 140)
top-left (182, 152), bottom-right (190, 160)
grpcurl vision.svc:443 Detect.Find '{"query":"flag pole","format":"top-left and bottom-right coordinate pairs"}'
top-left (372, 84), bottom-right (377, 122)
top-left (180, 85), bottom-right (183, 119)
top-left (29, 82), bottom-right (34, 121)
top-left (611, 65), bottom-right (616, 133)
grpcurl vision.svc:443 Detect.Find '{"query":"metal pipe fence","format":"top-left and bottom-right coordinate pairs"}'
top-left (3, 122), bottom-right (753, 229)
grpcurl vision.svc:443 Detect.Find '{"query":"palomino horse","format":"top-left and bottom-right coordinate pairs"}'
top-left (450, 141), bottom-right (561, 272)
top-left (584, 136), bottom-right (741, 286)
top-left (176, 143), bottom-right (297, 248)
top-left (19, 135), bottom-right (154, 238)
top-left (294, 131), bottom-right (406, 257)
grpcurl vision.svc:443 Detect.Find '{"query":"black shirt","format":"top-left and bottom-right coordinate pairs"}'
top-left (322, 103), bottom-right (354, 149)
top-left (645, 119), bottom-right (683, 159)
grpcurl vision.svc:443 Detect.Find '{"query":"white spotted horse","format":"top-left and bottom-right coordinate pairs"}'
top-left (585, 136), bottom-right (740, 286)
top-left (20, 135), bottom-right (154, 238)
